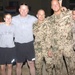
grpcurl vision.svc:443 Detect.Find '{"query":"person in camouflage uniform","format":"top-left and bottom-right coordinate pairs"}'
top-left (45, 0), bottom-right (75, 75)
top-left (33, 9), bottom-right (54, 75)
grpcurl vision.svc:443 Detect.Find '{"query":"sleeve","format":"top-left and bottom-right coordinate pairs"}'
top-left (32, 16), bottom-right (37, 23)
top-left (33, 23), bottom-right (36, 40)
top-left (33, 23), bottom-right (36, 36)
top-left (12, 24), bottom-right (16, 38)
top-left (12, 16), bottom-right (17, 25)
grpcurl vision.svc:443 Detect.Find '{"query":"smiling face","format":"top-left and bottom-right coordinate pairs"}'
top-left (51, 0), bottom-right (61, 13)
top-left (4, 14), bottom-right (12, 25)
top-left (19, 4), bottom-right (29, 17)
top-left (37, 9), bottom-right (45, 22)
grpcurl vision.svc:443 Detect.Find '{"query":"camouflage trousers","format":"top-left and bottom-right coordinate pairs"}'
top-left (35, 50), bottom-right (64, 75)
top-left (61, 44), bottom-right (75, 75)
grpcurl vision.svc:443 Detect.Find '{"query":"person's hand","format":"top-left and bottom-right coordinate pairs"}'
top-left (61, 7), bottom-right (67, 11)
top-left (47, 50), bottom-right (52, 57)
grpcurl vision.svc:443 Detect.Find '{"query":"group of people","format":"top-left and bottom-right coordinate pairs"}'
top-left (34, 0), bottom-right (75, 75)
top-left (34, 1), bottom-right (75, 75)
top-left (0, 3), bottom-right (37, 75)
top-left (0, 0), bottom-right (75, 75)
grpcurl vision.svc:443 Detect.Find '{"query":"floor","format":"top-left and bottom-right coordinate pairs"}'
top-left (12, 61), bottom-right (67, 75)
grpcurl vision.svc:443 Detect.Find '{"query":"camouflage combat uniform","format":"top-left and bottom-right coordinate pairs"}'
top-left (33, 20), bottom-right (53, 75)
top-left (46, 10), bottom-right (75, 75)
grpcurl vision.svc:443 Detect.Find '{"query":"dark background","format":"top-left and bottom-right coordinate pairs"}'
top-left (0, 0), bottom-right (75, 21)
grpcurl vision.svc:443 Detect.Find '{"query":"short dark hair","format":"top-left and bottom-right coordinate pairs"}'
top-left (19, 3), bottom-right (29, 8)
top-left (4, 13), bottom-right (12, 18)
top-left (20, 3), bottom-right (28, 6)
